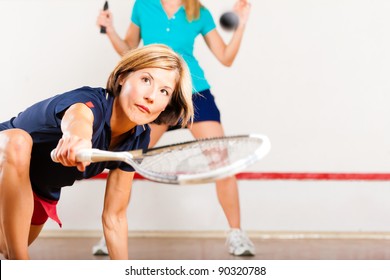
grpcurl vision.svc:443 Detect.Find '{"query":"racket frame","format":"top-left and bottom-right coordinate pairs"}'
top-left (52, 134), bottom-right (270, 185)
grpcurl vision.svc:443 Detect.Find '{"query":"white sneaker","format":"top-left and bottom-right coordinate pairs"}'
top-left (226, 229), bottom-right (256, 256)
top-left (92, 236), bottom-right (109, 255)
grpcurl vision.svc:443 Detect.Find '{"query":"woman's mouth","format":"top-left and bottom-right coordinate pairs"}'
top-left (136, 104), bottom-right (150, 113)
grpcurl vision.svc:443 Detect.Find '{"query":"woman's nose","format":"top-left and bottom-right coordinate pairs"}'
top-left (144, 89), bottom-right (157, 102)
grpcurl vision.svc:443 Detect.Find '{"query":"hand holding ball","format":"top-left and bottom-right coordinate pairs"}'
top-left (219, 12), bottom-right (239, 31)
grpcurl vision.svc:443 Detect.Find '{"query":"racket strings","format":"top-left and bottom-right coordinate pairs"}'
top-left (139, 137), bottom-right (262, 176)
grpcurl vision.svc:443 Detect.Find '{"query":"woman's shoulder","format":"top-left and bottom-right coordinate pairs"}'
top-left (52, 86), bottom-right (109, 112)
top-left (63, 86), bottom-right (107, 100)
top-left (199, 5), bottom-right (214, 19)
top-left (200, 5), bottom-right (212, 13)
top-left (134, 0), bottom-right (158, 7)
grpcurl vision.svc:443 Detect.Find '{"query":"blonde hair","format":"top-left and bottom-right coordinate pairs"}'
top-left (106, 44), bottom-right (193, 127)
top-left (183, 0), bottom-right (202, 22)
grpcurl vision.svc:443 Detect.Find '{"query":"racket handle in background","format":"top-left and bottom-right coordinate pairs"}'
top-left (100, 1), bottom-right (109, 34)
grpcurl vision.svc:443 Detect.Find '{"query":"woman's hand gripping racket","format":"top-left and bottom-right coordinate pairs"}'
top-left (51, 134), bottom-right (271, 185)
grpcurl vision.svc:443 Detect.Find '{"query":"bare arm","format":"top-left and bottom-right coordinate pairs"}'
top-left (203, 0), bottom-right (251, 66)
top-left (53, 103), bottom-right (94, 172)
top-left (103, 168), bottom-right (134, 259)
top-left (97, 9), bottom-right (141, 56)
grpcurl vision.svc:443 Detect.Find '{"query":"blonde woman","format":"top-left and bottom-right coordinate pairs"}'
top-left (0, 44), bottom-right (193, 259)
top-left (96, 0), bottom-right (254, 256)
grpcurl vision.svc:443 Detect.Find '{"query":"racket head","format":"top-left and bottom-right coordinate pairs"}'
top-left (136, 134), bottom-right (271, 185)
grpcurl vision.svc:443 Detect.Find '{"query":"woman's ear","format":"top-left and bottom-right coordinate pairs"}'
top-left (118, 72), bottom-right (130, 86)
top-left (118, 74), bottom-right (125, 86)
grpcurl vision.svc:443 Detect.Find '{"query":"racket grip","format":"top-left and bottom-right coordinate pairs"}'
top-left (50, 149), bottom-right (94, 163)
top-left (100, 1), bottom-right (109, 34)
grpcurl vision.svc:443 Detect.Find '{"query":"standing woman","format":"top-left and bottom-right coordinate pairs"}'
top-left (96, 0), bottom-right (254, 256)
top-left (0, 44), bottom-right (193, 259)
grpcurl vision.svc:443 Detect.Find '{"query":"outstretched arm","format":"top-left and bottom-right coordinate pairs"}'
top-left (97, 9), bottom-right (141, 56)
top-left (102, 168), bottom-right (134, 259)
top-left (53, 103), bottom-right (94, 172)
top-left (203, 0), bottom-right (251, 66)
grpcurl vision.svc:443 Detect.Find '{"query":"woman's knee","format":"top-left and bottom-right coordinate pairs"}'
top-left (0, 129), bottom-right (32, 166)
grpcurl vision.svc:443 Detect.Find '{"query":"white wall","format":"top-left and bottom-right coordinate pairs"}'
top-left (1, 0), bottom-right (390, 234)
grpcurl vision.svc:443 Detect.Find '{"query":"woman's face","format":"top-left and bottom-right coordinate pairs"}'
top-left (118, 68), bottom-right (177, 125)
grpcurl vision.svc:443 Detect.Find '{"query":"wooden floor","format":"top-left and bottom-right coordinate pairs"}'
top-left (2, 237), bottom-right (390, 260)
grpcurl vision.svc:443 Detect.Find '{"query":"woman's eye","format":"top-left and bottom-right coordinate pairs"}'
top-left (161, 89), bottom-right (169, 96)
top-left (142, 77), bottom-right (151, 85)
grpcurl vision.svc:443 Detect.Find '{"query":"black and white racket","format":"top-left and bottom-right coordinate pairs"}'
top-left (51, 134), bottom-right (270, 185)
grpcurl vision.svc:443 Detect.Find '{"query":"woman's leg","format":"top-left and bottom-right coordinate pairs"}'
top-left (28, 224), bottom-right (45, 245)
top-left (0, 129), bottom-right (34, 259)
top-left (189, 121), bottom-right (255, 255)
top-left (188, 121), bottom-right (241, 229)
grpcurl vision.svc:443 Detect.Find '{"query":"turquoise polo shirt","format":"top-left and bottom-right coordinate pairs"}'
top-left (131, 0), bottom-right (216, 93)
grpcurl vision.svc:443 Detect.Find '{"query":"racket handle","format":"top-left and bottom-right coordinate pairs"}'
top-left (50, 149), bottom-right (95, 163)
top-left (100, 1), bottom-right (109, 34)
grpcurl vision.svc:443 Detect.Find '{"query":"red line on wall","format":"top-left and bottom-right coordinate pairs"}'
top-left (91, 172), bottom-right (390, 181)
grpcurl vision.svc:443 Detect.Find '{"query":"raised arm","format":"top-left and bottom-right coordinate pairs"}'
top-left (203, 0), bottom-right (251, 66)
top-left (53, 103), bottom-right (94, 172)
top-left (102, 168), bottom-right (134, 259)
top-left (97, 9), bottom-right (141, 56)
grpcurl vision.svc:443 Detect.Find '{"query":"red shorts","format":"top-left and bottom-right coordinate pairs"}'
top-left (32, 192), bottom-right (62, 227)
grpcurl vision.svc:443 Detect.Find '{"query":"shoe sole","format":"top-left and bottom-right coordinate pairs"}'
top-left (92, 248), bottom-right (109, 256)
top-left (230, 250), bottom-right (255, 256)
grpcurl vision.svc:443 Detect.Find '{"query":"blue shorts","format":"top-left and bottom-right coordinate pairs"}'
top-left (169, 89), bottom-right (220, 130)
top-left (193, 89), bottom-right (221, 123)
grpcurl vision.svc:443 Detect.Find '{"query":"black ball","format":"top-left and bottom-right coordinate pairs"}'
top-left (219, 12), bottom-right (239, 31)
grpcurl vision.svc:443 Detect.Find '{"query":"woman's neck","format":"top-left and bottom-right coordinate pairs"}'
top-left (110, 99), bottom-right (136, 138)
top-left (161, 0), bottom-right (182, 18)
top-left (161, 0), bottom-right (182, 5)
top-left (109, 119), bottom-right (136, 150)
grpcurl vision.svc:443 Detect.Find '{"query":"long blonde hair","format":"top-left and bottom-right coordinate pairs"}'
top-left (106, 44), bottom-right (194, 127)
top-left (183, 0), bottom-right (203, 21)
